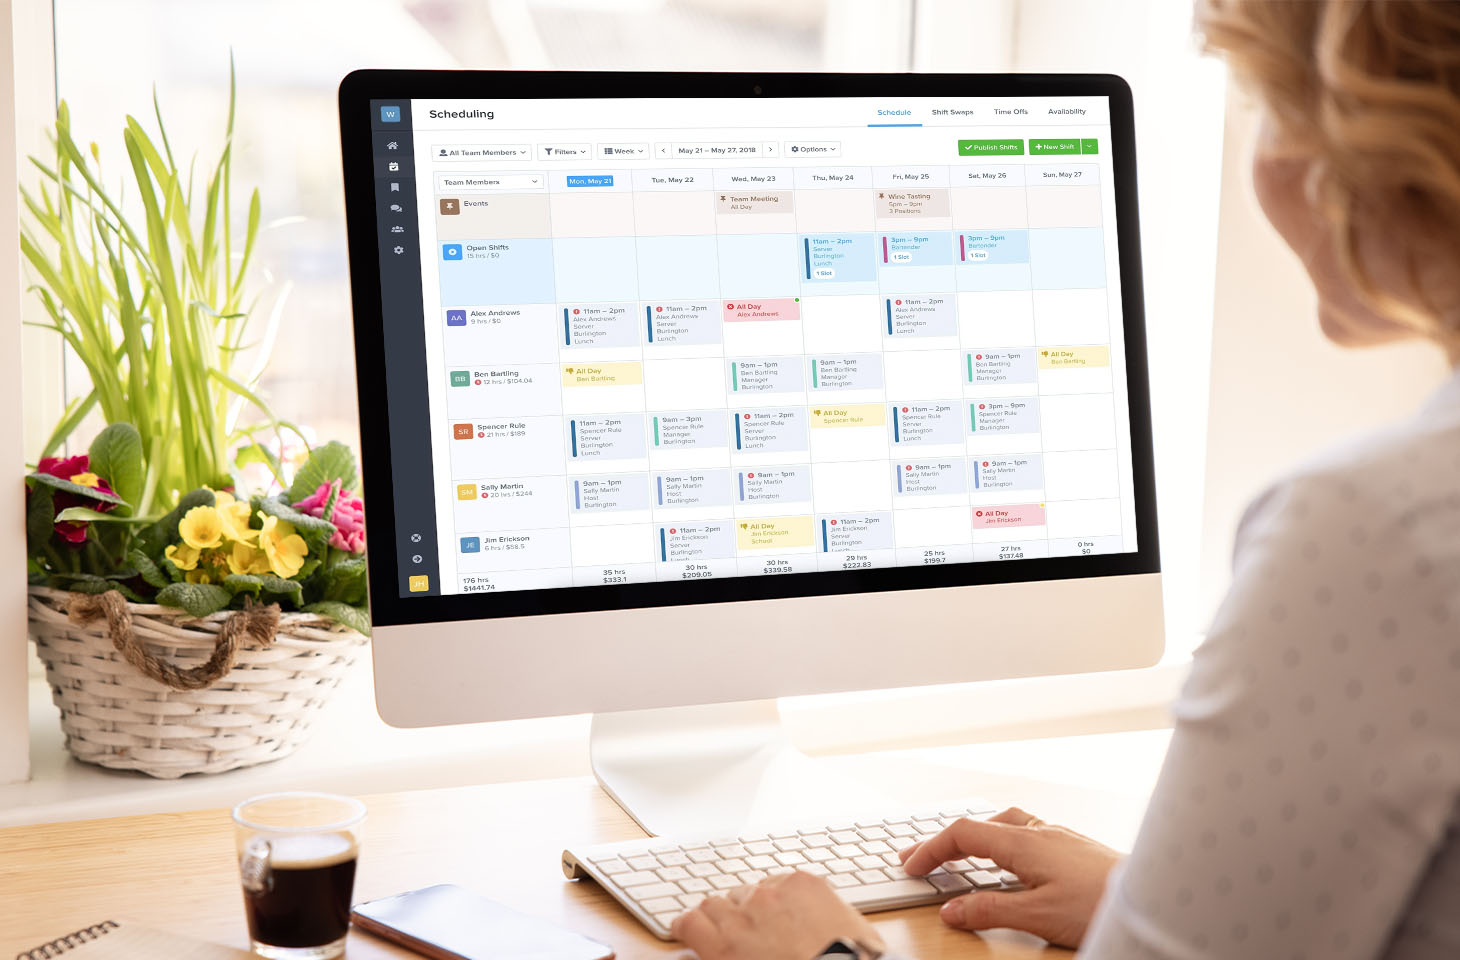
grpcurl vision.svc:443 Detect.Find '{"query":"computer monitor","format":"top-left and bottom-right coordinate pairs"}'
top-left (339, 71), bottom-right (1162, 835)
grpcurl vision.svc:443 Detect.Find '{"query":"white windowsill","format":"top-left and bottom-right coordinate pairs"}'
top-left (1, 647), bottom-right (1188, 828)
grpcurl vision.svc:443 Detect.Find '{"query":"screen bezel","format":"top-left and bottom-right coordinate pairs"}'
top-left (338, 70), bottom-right (1159, 628)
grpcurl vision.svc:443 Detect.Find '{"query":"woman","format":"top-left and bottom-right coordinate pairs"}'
top-left (673, 2), bottom-right (1460, 958)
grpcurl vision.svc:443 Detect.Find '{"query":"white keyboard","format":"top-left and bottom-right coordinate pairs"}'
top-left (562, 801), bottom-right (1022, 941)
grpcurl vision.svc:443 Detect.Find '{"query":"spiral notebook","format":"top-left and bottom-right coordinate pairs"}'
top-left (15, 919), bottom-right (255, 959)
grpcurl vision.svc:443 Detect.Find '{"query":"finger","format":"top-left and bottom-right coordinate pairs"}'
top-left (902, 818), bottom-right (1033, 877)
top-left (897, 839), bottom-right (924, 864)
top-left (671, 904), bottom-right (724, 951)
top-left (987, 806), bottom-right (1039, 826)
top-left (697, 893), bottom-right (740, 924)
top-left (726, 883), bottom-right (755, 905)
top-left (940, 889), bottom-right (1044, 933)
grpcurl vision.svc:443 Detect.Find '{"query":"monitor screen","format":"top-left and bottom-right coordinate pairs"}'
top-left (356, 87), bottom-right (1147, 609)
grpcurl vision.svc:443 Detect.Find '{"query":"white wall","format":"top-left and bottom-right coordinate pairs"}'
top-left (1198, 100), bottom-right (1453, 616)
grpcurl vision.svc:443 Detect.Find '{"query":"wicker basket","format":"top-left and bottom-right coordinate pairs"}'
top-left (27, 585), bottom-right (369, 779)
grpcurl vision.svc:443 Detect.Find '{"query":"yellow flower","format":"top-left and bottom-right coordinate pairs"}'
top-left (226, 541), bottom-right (271, 576)
top-left (219, 500), bottom-right (257, 544)
top-left (70, 472), bottom-right (102, 488)
top-left (165, 542), bottom-right (200, 571)
top-left (258, 512), bottom-right (309, 579)
top-left (185, 569), bottom-right (213, 584)
top-left (178, 505), bottom-right (224, 549)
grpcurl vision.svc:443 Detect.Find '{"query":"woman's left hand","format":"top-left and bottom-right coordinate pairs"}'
top-left (671, 870), bottom-right (885, 960)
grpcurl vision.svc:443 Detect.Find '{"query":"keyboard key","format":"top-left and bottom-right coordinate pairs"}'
top-left (769, 830), bottom-right (799, 840)
top-left (657, 853), bottom-right (690, 867)
top-left (708, 874), bottom-right (740, 890)
top-left (597, 859), bottom-right (630, 875)
top-left (768, 866), bottom-right (795, 877)
top-left (940, 808), bottom-right (969, 818)
top-left (880, 853), bottom-right (903, 867)
top-left (832, 844), bottom-right (862, 859)
top-left (857, 827), bottom-right (890, 842)
top-left (855, 819), bottom-right (887, 829)
top-left (773, 837), bottom-right (805, 852)
top-left (643, 896), bottom-right (682, 914)
top-left (747, 855), bottom-right (777, 870)
top-left (856, 869), bottom-right (889, 885)
top-left (798, 825), bottom-right (831, 835)
top-left (710, 837), bottom-right (740, 847)
top-left (827, 858), bottom-right (857, 874)
top-left (653, 912), bottom-right (680, 930)
top-left (650, 845), bottom-right (679, 855)
top-left (886, 823), bottom-right (917, 838)
top-left (804, 848), bottom-right (835, 863)
top-left (999, 870), bottom-right (1021, 885)
top-left (774, 851), bottom-right (807, 866)
top-left (739, 870), bottom-right (768, 885)
top-left (687, 863), bottom-right (721, 878)
top-left (884, 864), bottom-right (910, 881)
top-left (968, 870), bottom-right (1003, 888)
top-left (627, 855), bottom-right (659, 871)
top-left (859, 840), bottom-right (893, 855)
top-left (657, 866), bottom-right (691, 882)
top-left (828, 873), bottom-right (860, 889)
top-left (715, 844), bottom-right (749, 859)
top-left (738, 834), bottom-right (769, 844)
top-left (912, 820), bottom-right (941, 834)
top-left (803, 834), bottom-right (834, 848)
top-left (930, 873), bottom-right (972, 894)
top-left (679, 892), bottom-right (708, 908)
top-left (854, 855), bottom-right (885, 870)
top-left (718, 858), bottom-right (749, 874)
top-left (629, 882), bottom-right (683, 902)
top-left (836, 878), bottom-right (941, 909)
top-left (802, 862), bottom-right (831, 877)
top-left (969, 857), bottom-right (998, 871)
top-left (615, 871), bottom-right (660, 888)
top-left (830, 831), bottom-right (861, 845)
top-left (686, 848), bottom-right (719, 863)
top-left (680, 877), bottom-right (712, 893)
top-left (745, 841), bottom-right (776, 856)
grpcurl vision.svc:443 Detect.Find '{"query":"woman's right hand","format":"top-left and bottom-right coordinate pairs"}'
top-left (898, 807), bottom-right (1124, 949)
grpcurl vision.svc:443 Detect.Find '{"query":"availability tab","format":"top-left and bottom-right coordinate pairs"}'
top-left (1029, 139), bottom-right (1080, 156)
top-left (958, 138), bottom-right (1024, 156)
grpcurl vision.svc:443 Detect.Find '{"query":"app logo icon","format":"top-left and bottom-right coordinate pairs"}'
top-left (457, 483), bottom-right (476, 500)
top-left (439, 198), bottom-right (460, 215)
top-left (442, 243), bottom-right (462, 260)
top-left (459, 536), bottom-right (481, 554)
top-left (446, 309), bottom-right (466, 326)
top-left (379, 105), bottom-right (401, 123)
top-left (407, 574), bottom-right (429, 592)
top-left (452, 423), bottom-right (474, 440)
top-left (450, 370), bottom-right (471, 387)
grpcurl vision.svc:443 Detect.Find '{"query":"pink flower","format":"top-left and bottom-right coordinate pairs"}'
top-left (293, 481), bottom-right (366, 554)
top-left (32, 454), bottom-right (117, 544)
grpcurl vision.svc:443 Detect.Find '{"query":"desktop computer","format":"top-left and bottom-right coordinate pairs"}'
top-left (339, 70), bottom-right (1160, 937)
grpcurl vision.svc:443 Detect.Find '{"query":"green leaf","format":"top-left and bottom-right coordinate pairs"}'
top-left (26, 483), bottom-right (55, 552)
top-left (88, 423), bottom-right (145, 516)
top-left (126, 548), bottom-right (168, 588)
top-left (223, 573), bottom-right (263, 597)
top-left (319, 557), bottom-right (368, 605)
top-left (156, 582), bottom-right (231, 618)
top-left (257, 574), bottom-right (303, 607)
top-left (253, 495), bottom-right (334, 559)
top-left (287, 441), bottom-right (358, 503)
top-left (54, 506), bottom-right (154, 524)
top-left (27, 471), bottom-right (126, 506)
top-left (302, 600), bottom-right (371, 636)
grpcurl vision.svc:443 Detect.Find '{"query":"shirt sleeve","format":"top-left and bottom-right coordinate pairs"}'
top-left (1079, 472), bottom-right (1460, 959)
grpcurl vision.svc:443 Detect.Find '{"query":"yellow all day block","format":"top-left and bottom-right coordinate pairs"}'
top-left (456, 483), bottom-right (477, 500)
top-left (562, 362), bottom-right (643, 387)
top-left (1038, 345), bottom-right (1110, 369)
top-left (736, 516), bottom-right (815, 551)
top-left (808, 404), bottom-right (887, 428)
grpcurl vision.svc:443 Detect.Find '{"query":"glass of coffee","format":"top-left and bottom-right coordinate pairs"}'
top-left (232, 792), bottom-right (365, 959)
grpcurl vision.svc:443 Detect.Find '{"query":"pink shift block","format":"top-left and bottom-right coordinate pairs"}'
top-left (973, 504), bottom-right (1046, 528)
top-left (723, 298), bottom-right (801, 323)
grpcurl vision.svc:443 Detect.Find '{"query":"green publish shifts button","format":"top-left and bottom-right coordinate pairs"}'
top-left (1081, 138), bottom-right (1098, 154)
top-left (1029, 139), bottom-right (1080, 156)
top-left (958, 138), bottom-right (1024, 156)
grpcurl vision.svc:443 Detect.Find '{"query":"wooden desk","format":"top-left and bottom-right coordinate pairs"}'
top-left (1, 776), bottom-right (1079, 958)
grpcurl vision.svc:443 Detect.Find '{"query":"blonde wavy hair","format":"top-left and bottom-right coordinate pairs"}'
top-left (1196, 0), bottom-right (1460, 358)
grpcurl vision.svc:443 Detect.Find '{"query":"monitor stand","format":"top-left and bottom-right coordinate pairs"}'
top-left (591, 699), bottom-right (916, 838)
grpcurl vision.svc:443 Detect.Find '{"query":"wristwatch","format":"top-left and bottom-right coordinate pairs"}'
top-left (815, 937), bottom-right (886, 960)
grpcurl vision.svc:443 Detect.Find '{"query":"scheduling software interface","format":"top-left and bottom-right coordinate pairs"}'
top-left (368, 96), bottom-right (1137, 597)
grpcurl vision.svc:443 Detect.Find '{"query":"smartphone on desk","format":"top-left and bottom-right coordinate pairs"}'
top-left (352, 884), bottom-right (614, 960)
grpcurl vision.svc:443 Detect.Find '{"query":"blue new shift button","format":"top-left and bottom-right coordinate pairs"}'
top-left (565, 175), bottom-right (614, 187)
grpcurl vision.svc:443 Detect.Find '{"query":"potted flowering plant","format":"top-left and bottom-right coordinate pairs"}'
top-left (21, 73), bottom-right (371, 778)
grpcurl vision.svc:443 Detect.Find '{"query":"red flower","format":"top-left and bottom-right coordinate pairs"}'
top-left (33, 454), bottom-right (117, 544)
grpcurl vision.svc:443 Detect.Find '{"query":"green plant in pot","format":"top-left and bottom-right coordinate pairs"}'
top-left (19, 70), bottom-right (371, 778)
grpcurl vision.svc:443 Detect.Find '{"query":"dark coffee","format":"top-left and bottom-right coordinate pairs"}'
top-left (241, 832), bottom-right (358, 949)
